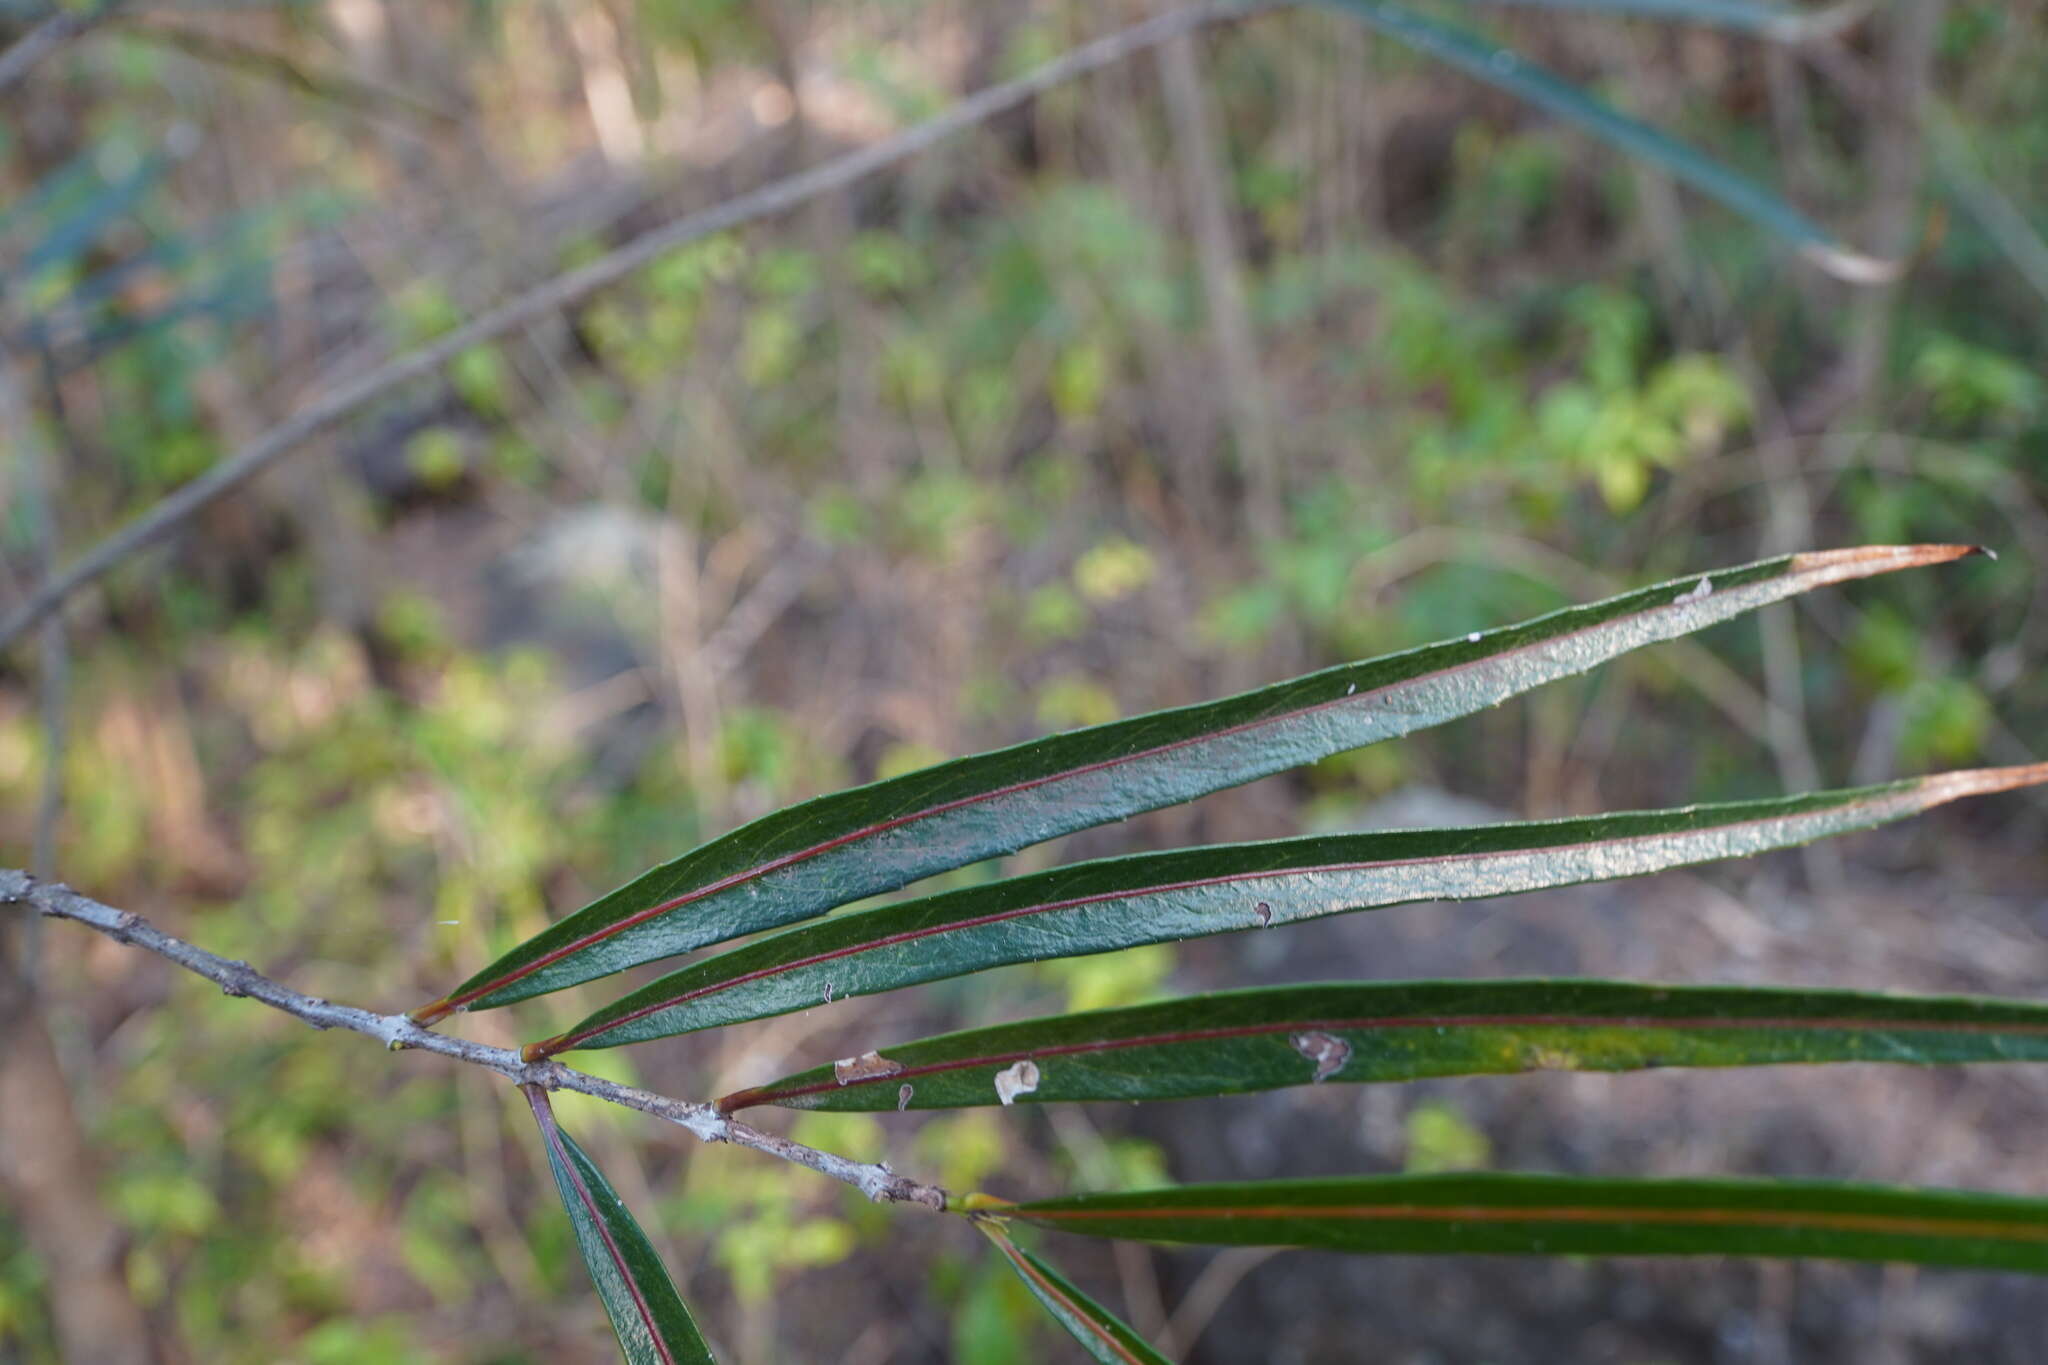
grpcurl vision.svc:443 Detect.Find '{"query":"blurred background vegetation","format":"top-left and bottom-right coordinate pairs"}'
top-left (1, 1), bottom-right (2044, 1361)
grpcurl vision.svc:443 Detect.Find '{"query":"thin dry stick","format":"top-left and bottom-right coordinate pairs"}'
top-left (1156, 26), bottom-right (1282, 541)
top-left (0, 352), bottom-right (67, 980)
top-left (0, 362), bottom-right (58, 872)
top-left (1155, 1245), bottom-right (1283, 1358)
top-left (17, 360), bottom-right (68, 884)
top-left (0, 5), bottom-right (106, 95)
top-left (1, 868), bottom-right (950, 1212)
top-left (0, 0), bottom-right (1275, 657)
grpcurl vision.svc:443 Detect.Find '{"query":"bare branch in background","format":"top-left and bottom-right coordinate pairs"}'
top-left (1156, 27), bottom-right (1284, 541)
top-left (0, 355), bottom-right (148, 1365)
top-left (0, 5), bottom-right (105, 95)
top-left (0, 355), bottom-right (65, 889)
top-left (0, 0), bottom-right (1276, 657)
top-left (1, 868), bottom-right (952, 1212)
top-left (123, 18), bottom-right (462, 129)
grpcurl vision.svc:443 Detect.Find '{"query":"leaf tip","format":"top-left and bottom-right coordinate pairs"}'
top-left (1799, 241), bottom-right (1906, 285)
top-left (1788, 543), bottom-right (1984, 584)
top-left (1916, 762), bottom-right (2048, 807)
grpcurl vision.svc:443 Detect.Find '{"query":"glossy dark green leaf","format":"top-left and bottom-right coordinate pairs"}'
top-left (425, 545), bottom-right (1972, 1020)
top-left (998, 1173), bottom-right (2048, 1272)
top-left (720, 978), bottom-right (2048, 1112)
top-left (531, 764), bottom-right (2047, 1056)
top-left (523, 1088), bottom-right (716, 1365)
top-left (1324, 0), bottom-right (1894, 281)
top-left (980, 1223), bottom-right (1173, 1365)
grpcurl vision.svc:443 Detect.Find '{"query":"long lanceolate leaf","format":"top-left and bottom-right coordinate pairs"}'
top-left (720, 978), bottom-right (2048, 1113)
top-left (522, 1088), bottom-right (716, 1365)
top-left (530, 763), bottom-right (2048, 1057)
top-left (979, 1223), bottom-right (1173, 1365)
top-left (993, 1174), bottom-right (2048, 1273)
top-left (424, 545), bottom-right (1973, 1020)
top-left (1457, 0), bottom-right (1824, 39)
top-left (1323, 0), bottom-right (1895, 282)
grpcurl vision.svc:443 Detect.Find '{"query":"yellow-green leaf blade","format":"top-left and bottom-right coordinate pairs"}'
top-left (1004, 1174), bottom-right (2048, 1272)
top-left (719, 978), bottom-right (2048, 1112)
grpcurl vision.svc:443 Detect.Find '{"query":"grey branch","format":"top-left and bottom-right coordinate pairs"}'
top-left (0, 7), bottom-right (105, 95)
top-left (0, 0), bottom-right (1272, 657)
top-left (1, 868), bottom-right (949, 1212)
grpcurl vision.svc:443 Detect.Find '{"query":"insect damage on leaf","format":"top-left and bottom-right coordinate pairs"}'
top-left (835, 1050), bottom-right (905, 1085)
top-left (995, 1059), bottom-right (1041, 1106)
top-left (1292, 1030), bottom-right (1351, 1083)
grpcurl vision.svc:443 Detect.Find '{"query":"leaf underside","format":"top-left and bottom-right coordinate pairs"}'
top-left (524, 1089), bottom-right (716, 1365)
top-left (424, 546), bottom-right (1972, 1021)
top-left (1001, 1173), bottom-right (2048, 1273)
top-left (536, 763), bottom-right (2044, 1056)
top-left (721, 977), bottom-right (2048, 1112)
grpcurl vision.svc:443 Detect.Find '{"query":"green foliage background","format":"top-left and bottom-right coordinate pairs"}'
top-left (1, 1), bottom-right (2044, 1360)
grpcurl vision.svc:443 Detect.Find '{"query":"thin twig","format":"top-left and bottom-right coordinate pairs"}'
top-left (0, 5), bottom-right (106, 95)
top-left (1, 868), bottom-right (951, 1212)
top-left (0, 0), bottom-right (1275, 658)
top-left (1157, 26), bottom-right (1282, 541)
top-left (0, 351), bottom-right (67, 984)
top-left (8, 353), bottom-right (70, 884)
top-left (122, 19), bottom-right (463, 129)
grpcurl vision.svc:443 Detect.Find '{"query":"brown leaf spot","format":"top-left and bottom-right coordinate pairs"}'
top-left (1254, 901), bottom-right (1272, 926)
top-left (1291, 1031), bottom-right (1350, 1083)
top-left (833, 1050), bottom-right (905, 1086)
top-left (897, 1083), bottom-right (914, 1112)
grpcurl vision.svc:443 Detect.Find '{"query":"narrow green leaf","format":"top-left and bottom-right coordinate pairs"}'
top-left (1456, 0), bottom-right (1834, 40)
top-left (719, 978), bottom-right (2048, 1112)
top-left (17, 146), bottom-right (168, 284)
top-left (980, 1222), bottom-right (1174, 1365)
top-left (1000, 1173), bottom-right (2048, 1272)
top-left (533, 763), bottom-right (2047, 1056)
top-left (427, 545), bottom-right (1972, 1019)
top-left (523, 1088), bottom-right (716, 1365)
top-left (1324, 0), bottom-right (1895, 281)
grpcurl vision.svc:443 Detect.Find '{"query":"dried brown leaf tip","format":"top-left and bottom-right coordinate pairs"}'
top-left (834, 1050), bottom-right (905, 1086)
top-left (994, 1059), bottom-right (1041, 1106)
top-left (1291, 1030), bottom-right (1351, 1083)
